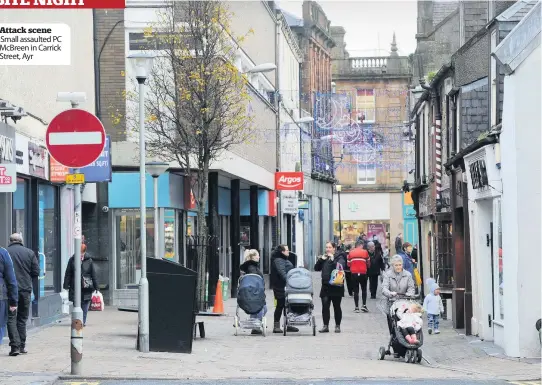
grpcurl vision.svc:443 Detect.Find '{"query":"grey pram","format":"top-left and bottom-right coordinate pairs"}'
top-left (283, 267), bottom-right (316, 336)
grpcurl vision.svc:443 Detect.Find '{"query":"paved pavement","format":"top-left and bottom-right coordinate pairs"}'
top-left (0, 273), bottom-right (539, 384)
top-left (50, 379), bottom-right (537, 385)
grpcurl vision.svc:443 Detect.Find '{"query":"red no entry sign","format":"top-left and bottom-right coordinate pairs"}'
top-left (46, 109), bottom-right (106, 169)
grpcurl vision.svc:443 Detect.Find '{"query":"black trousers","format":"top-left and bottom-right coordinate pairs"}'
top-left (7, 291), bottom-right (31, 348)
top-left (345, 271), bottom-right (353, 296)
top-left (274, 296), bottom-right (285, 323)
top-left (321, 296), bottom-right (342, 326)
top-left (401, 326), bottom-right (416, 337)
top-left (352, 273), bottom-right (368, 307)
top-left (368, 275), bottom-right (379, 298)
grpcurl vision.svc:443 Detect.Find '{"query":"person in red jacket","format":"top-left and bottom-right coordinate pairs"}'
top-left (348, 240), bottom-right (370, 313)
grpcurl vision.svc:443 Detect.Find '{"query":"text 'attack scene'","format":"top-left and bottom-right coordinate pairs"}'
top-left (0, 0), bottom-right (540, 384)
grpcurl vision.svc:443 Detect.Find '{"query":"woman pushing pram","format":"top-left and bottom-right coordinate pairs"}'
top-left (235, 249), bottom-right (267, 336)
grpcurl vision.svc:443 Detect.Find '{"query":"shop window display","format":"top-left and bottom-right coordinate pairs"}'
top-left (164, 209), bottom-right (175, 260)
top-left (38, 184), bottom-right (59, 295)
top-left (12, 178), bottom-right (28, 244)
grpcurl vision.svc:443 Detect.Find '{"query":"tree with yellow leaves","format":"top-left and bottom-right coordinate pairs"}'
top-left (123, 1), bottom-right (255, 310)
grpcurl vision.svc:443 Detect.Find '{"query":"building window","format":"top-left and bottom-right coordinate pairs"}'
top-left (128, 32), bottom-right (199, 52)
top-left (436, 221), bottom-right (454, 288)
top-left (355, 89), bottom-right (375, 122)
top-left (356, 146), bottom-right (377, 184)
top-left (39, 183), bottom-right (59, 295)
top-left (490, 30), bottom-right (498, 127)
top-left (12, 178), bottom-right (29, 244)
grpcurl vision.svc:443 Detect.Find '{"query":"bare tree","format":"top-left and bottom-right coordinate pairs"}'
top-left (119, 0), bottom-right (255, 309)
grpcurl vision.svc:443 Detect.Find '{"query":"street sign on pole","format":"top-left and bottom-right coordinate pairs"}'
top-left (66, 174), bottom-right (85, 184)
top-left (45, 109), bottom-right (106, 169)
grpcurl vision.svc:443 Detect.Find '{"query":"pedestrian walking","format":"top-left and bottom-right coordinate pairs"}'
top-left (347, 240), bottom-right (370, 313)
top-left (270, 244), bottom-right (298, 333)
top-left (6, 233), bottom-right (39, 356)
top-left (315, 241), bottom-right (346, 333)
top-left (367, 241), bottom-right (385, 299)
top-left (344, 244), bottom-right (354, 296)
top-left (381, 255), bottom-right (415, 336)
top-left (63, 243), bottom-right (98, 327)
top-left (395, 233), bottom-right (403, 255)
top-left (240, 249), bottom-right (267, 334)
top-left (398, 242), bottom-right (415, 277)
top-left (423, 281), bottom-right (444, 335)
top-left (0, 246), bottom-right (18, 350)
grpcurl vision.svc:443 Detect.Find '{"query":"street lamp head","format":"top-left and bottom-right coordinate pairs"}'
top-left (146, 161), bottom-right (169, 177)
top-left (295, 116), bottom-right (314, 124)
top-left (246, 63), bottom-right (277, 74)
top-left (336, 184), bottom-right (342, 192)
top-left (127, 53), bottom-right (155, 84)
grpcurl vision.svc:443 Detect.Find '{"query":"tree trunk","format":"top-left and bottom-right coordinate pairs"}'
top-left (195, 160), bottom-right (210, 311)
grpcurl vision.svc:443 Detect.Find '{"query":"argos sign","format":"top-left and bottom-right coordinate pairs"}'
top-left (275, 172), bottom-right (304, 191)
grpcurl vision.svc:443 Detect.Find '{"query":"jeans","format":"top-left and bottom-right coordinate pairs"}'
top-left (428, 313), bottom-right (440, 330)
top-left (82, 300), bottom-right (91, 325)
top-left (274, 297), bottom-right (285, 323)
top-left (352, 273), bottom-right (368, 307)
top-left (250, 305), bottom-right (267, 320)
top-left (321, 296), bottom-right (342, 326)
top-left (7, 291), bottom-right (31, 348)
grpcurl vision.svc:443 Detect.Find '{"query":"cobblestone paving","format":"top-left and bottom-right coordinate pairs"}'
top-left (0, 273), bottom-right (539, 383)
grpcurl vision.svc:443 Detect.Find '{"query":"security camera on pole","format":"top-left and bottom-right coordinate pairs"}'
top-left (47, 92), bottom-right (106, 375)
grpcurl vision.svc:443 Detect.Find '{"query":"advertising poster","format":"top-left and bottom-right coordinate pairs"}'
top-left (367, 223), bottom-right (386, 245)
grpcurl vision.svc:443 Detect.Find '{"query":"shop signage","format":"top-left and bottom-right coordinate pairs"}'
top-left (66, 173), bottom-right (85, 184)
top-left (73, 135), bottom-right (111, 183)
top-left (0, 164), bottom-right (16, 192)
top-left (50, 157), bottom-right (69, 183)
top-left (0, 122), bottom-right (15, 164)
top-left (15, 133), bottom-right (29, 174)
top-left (418, 189), bottom-right (432, 217)
top-left (348, 201), bottom-right (360, 213)
top-left (282, 197), bottom-right (299, 215)
top-left (298, 199), bottom-right (309, 210)
top-left (469, 159), bottom-right (489, 189)
top-left (28, 141), bottom-right (47, 179)
top-left (275, 171), bottom-right (304, 191)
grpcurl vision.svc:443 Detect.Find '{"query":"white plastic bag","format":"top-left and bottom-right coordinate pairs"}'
top-left (60, 290), bottom-right (70, 315)
top-left (90, 291), bottom-right (104, 311)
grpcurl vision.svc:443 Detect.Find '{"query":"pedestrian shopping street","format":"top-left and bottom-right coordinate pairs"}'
top-left (0, 274), bottom-right (539, 384)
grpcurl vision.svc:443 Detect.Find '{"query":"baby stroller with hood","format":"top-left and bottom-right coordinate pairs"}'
top-left (234, 273), bottom-right (267, 336)
top-left (378, 294), bottom-right (424, 364)
top-left (283, 267), bottom-right (316, 336)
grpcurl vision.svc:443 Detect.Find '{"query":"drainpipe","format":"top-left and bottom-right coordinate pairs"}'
top-left (275, 13), bottom-right (282, 246)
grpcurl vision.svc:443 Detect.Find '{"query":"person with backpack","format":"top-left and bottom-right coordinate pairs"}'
top-left (315, 241), bottom-right (346, 333)
top-left (63, 243), bottom-right (98, 327)
top-left (347, 240), bottom-right (370, 313)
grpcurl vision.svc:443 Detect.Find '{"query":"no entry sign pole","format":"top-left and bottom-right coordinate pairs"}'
top-left (49, 93), bottom-right (106, 376)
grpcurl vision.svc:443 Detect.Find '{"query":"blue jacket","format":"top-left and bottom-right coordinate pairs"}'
top-left (399, 251), bottom-right (414, 276)
top-left (0, 247), bottom-right (18, 306)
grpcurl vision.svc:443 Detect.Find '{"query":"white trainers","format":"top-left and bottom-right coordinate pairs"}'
top-left (434, 329), bottom-right (441, 334)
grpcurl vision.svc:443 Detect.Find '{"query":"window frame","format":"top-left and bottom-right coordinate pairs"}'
top-left (355, 88), bottom-right (376, 123)
top-left (356, 145), bottom-right (377, 185)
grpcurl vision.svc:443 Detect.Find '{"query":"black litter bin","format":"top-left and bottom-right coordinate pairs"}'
top-left (147, 257), bottom-right (197, 353)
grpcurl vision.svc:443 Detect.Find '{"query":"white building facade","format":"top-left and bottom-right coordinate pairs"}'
top-left (0, 9), bottom-right (95, 325)
top-left (491, 3), bottom-right (541, 358)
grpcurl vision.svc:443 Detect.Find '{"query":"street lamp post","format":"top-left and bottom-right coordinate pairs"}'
top-left (146, 162), bottom-right (169, 259)
top-left (336, 185), bottom-right (342, 240)
top-left (127, 52), bottom-right (155, 353)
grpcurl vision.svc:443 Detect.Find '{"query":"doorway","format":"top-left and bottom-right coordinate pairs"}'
top-left (114, 210), bottom-right (154, 289)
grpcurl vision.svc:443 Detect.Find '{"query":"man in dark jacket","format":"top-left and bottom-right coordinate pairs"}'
top-left (0, 246), bottom-right (18, 352)
top-left (367, 241), bottom-right (385, 299)
top-left (6, 233), bottom-right (39, 356)
top-left (270, 245), bottom-right (297, 333)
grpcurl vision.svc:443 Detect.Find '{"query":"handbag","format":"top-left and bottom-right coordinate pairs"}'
top-left (413, 268), bottom-right (422, 287)
top-left (82, 275), bottom-right (93, 290)
top-left (329, 263), bottom-right (345, 286)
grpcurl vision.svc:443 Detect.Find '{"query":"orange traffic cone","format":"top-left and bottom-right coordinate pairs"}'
top-left (213, 280), bottom-right (224, 314)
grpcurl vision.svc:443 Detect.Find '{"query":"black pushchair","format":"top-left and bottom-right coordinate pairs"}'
top-left (378, 294), bottom-right (424, 364)
top-left (234, 274), bottom-right (267, 336)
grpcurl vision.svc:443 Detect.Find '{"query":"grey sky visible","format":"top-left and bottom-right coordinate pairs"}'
top-left (278, 0), bottom-right (418, 57)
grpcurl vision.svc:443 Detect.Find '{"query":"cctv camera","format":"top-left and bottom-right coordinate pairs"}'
top-left (102, 206), bottom-right (109, 213)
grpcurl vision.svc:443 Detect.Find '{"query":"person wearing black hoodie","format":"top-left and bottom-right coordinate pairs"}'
top-left (240, 249), bottom-right (267, 335)
top-left (270, 244), bottom-right (298, 333)
top-left (314, 242), bottom-right (347, 333)
top-left (367, 241), bottom-right (385, 299)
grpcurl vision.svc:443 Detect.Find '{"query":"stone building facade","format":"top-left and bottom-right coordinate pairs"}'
top-left (330, 29), bottom-right (413, 247)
